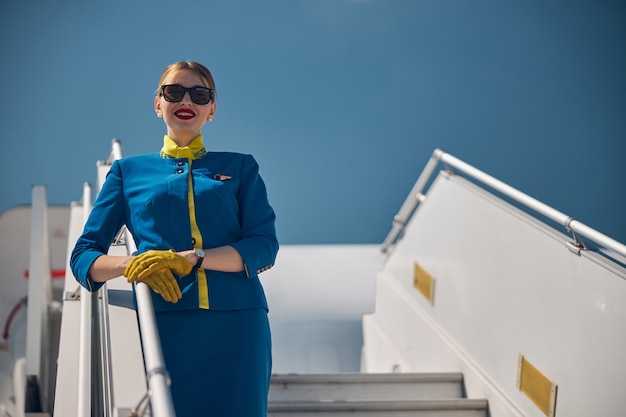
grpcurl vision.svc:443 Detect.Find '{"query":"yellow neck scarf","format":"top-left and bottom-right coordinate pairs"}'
top-left (160, 135), bottom-right (207, 160)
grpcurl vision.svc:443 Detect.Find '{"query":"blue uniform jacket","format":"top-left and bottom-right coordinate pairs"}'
top-left (70, 151), bottom-right (278, 312)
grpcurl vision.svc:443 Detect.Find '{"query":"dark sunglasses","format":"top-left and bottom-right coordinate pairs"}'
top-left (159, 84), bottom-right (215, 105)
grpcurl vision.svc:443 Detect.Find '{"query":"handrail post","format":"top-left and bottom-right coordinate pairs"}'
top-left (77, 182), bottom-right (93, 417)
top-left (381, 149), bottom-right (443, 253)
top-left (111, 138), bottom-right (122, 161)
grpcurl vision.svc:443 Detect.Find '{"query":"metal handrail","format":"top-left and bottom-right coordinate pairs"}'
top-left (110, 139), bottom-right (177, 417)
top-left (126, 236), bottom-right (177, 417)
top-left (382, 149), bottom-right (626, 260)
top-left (77, 183), bottom-right (92, 417)
top-left (96, 263), bottom-right (114, 417)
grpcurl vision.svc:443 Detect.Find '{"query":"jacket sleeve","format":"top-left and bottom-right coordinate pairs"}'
top-left (229, 154), bottom-right (279, 277)
top-left (70, 160), bottom-right (126, 291)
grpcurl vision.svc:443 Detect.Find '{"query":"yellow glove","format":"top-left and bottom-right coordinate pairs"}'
top-left (123, 249), bottom-right (193, 281)
top-left (137, 270), bottom-right (182, 303)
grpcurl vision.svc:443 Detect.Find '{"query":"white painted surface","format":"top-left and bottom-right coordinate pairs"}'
top-left (25, 186), bottom-right (53, 413)
top-left (363, 172), bottom-right (626, 417)
top-left (52, 203), bottom-right (84, 417)
top-left (0, 206), bottom-right (69, 330)
top-left (0, 204), bottom-right (69, 417)
top-left (54, 204), bottom-right (146, 417)
top-left (263, 244), bottom-right (382, 373)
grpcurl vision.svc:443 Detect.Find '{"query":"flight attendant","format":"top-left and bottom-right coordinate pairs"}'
top-left (71, 61), bottom-right (278, 417)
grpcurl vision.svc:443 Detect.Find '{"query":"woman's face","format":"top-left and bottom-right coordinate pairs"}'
top-left (154, 69), bottom-right (217, 146)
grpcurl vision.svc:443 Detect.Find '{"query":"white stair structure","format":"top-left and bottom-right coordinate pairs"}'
top-left (268, 373), bottom-right (488, 416)
top-left (361, 150), bottom-right (626, 417)
top-left (2, 142), bottom-right (625, 417)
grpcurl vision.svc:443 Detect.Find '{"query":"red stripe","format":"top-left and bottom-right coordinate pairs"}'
top-left (3, 297), bottom-right (27, 340)
top-left (23, 269), bottom-right (66, 279)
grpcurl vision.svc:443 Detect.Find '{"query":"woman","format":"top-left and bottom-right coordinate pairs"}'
top-left (70, 61), bottom-right (278, 416)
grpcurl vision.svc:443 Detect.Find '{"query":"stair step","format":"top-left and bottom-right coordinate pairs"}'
top-left (270, 373), bottom-right (465, 401)
top-left (268, 399), bottom-right (489, 417)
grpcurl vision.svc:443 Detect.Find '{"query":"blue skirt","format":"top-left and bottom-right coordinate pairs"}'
top-left (155, 308), bottom-right (272, 417)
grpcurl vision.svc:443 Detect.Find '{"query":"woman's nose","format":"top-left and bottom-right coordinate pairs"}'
top-left (180, 91), bottom-right (193, 103)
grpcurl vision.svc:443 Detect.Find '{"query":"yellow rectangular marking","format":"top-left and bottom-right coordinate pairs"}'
top-left (517, 354), bottom-right (558, 416)
top-left (413, 262), bottom-right (435, 304)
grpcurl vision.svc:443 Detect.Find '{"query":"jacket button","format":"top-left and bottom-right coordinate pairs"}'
top-left (176, 169), bottom-right (184, 174)
top-left (176, 161), bottom-right (185, 166)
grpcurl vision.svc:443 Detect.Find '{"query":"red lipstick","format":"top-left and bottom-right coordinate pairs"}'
top-left (174, 109), bottom-right (196, 120)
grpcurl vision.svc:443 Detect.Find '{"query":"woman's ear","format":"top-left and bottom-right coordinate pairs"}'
top-left (154, 96), bottom-right (162, 117)
top-left (207, 102), bottom-right (217, 121)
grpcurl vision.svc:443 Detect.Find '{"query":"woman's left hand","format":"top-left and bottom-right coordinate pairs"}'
top-left (176, 249), bottom-right (199, 267)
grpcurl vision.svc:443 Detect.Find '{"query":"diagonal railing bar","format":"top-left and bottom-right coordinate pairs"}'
top-left (109, 139), bottom-right (177, 417)
top-left (382, 149), bottom-right (626, 261)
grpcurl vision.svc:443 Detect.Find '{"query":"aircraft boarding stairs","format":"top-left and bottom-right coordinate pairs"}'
top-left (268, 373), bottom-right (488, 416)
top-left (9, 141), bottom-right (626, 417)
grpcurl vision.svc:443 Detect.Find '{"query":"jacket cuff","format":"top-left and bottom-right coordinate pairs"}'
top-left (230, 241), bottom-right (277, 278)
top-left (72, 251), bottom-right (106, 292)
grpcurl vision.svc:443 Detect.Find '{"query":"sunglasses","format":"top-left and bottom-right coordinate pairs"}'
top-left (159, 84), bottom-right (215, 105)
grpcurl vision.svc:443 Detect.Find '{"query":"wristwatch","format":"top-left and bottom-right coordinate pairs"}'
top-left (194, 248), bottom-right (205, 269)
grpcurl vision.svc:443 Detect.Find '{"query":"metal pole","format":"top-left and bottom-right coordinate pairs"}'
top-left (382, 149), bottom-right (442, 252)
top-left (77, 182), bottom-right (93, 417)
top-left (111, 139), bottom-right (177, 417)
top-left (111, 138), bottom-right (122, 161)
top-left (125, 233), bottom-right (177, 417)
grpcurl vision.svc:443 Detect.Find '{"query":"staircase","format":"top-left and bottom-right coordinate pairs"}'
top-left (268, 373), bottom-right (489, 416)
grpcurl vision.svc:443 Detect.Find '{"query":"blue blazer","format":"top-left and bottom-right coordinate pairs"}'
top-left (70, 151), bottom-right (278, 312)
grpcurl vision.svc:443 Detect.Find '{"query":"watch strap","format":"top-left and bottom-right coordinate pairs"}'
top-left (194, 248), bottom-right (205, 269)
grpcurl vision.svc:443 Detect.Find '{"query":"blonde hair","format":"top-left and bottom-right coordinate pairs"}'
top-left (157, 61), bottom-right (217, 101)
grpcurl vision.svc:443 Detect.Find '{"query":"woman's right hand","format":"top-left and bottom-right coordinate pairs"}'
top-left (138, 270), bottom-right (182, 303)
top-left (123, 249), bottom-right (193, 280)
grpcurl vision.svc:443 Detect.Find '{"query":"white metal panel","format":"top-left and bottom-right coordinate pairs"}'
top-left (0, 206), bottom-right (69, 329)
top-left (362, 273), bottom-right (527, 417)
top-left (24, 186), bottom-right (54, 413)
top-left (55, 208), bottom-right (146, 415)
top-left (264, 245), bottom-right (381, 321)
top-left (53, 202), bottom-right (85, 417)
top-left (263, 245), bottom-right (382, 373)
top-left (25, 187), bottom-right (51, 377)
top-left (368, 172), bottom-right (626, 417)
top-left (1, 205), bottom-right (69, 417)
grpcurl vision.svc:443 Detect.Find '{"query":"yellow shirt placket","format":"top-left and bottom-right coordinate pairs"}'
top-left (185, 153), bottom-right (209, 309)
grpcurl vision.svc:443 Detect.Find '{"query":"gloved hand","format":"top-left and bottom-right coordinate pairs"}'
top-left (136, 270), bottom-right (182, 303)
top-left (123, 249), bottom-right (194, 281)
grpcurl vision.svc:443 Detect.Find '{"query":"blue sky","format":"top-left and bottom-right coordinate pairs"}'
top-left (0, 0), bottom-right (624, 245)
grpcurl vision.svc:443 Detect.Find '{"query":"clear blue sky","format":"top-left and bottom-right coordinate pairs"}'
top-left (1, 0), bottom-right (624, 245)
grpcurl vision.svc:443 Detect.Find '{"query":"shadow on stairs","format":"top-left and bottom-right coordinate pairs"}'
top-left (268, 373), bottom-right (489, 417)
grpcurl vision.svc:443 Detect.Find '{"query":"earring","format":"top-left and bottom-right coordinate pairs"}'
top-left (208, 117), bottom-right (213, 122)
top-left (156, 111), bottom-right (162, 118)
